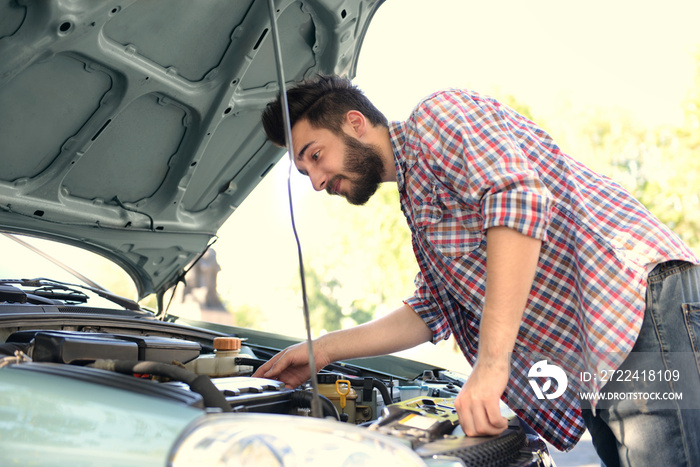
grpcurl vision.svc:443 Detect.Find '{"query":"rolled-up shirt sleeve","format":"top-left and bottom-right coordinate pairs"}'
top-left (415, 91), bottom-right (554, 242)
top-left (482, 189), bottom-right (552, 241)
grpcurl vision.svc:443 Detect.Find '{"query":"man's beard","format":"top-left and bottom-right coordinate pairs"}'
top-left (327, 134), bottom-right (385, 206)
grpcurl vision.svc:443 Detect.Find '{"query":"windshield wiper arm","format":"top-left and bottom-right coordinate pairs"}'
top-left (31, 285), bottom-right (88, 304)
top-left (1, 278), bottom-right (141, 311)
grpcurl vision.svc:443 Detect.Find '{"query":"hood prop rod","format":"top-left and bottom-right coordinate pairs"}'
top-left (266, 0), bottom-right (323, 420)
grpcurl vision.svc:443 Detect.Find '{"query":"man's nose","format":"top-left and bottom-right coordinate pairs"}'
top-left (309, 169), bottom-right (327, 192)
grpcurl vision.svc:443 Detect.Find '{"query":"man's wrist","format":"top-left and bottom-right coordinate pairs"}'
top-left (475, 349), bottom-right (511, 371)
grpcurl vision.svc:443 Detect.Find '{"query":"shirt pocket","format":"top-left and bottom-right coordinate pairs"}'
top-left (414, 185), bottom-right (483, 258)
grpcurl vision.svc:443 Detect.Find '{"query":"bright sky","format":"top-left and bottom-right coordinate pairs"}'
top-left (355, 0), bottom-right (700, 126)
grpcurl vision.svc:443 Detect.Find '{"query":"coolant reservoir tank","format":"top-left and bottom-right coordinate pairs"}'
top-left (185, 337), bottom-right (252, 377)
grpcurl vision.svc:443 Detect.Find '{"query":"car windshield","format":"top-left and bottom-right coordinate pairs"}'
top-left (0, 234), bottom-right (138, 308)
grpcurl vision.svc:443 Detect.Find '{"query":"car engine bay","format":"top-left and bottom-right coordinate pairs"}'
top-left (0, 303), bottom-right (550, 467)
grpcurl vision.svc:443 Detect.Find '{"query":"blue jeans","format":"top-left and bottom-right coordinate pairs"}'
top-left (581, 261), bottom-right (700, 467)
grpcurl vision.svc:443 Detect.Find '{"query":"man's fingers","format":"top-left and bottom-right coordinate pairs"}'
top-left (486, 403), bottom-right (508, 431)
top-left (460, 408), bottom-right (477, 437)
top-left (463, 407), bottom-right (488, 436)
top-left (478, 408), bottom-right (507, 436)
top-left (262, 350), bottom-right (291, 378)
top-left (252, 349), bottom-right (289, 378)
top-left (252, 360), bottom-right (270, 378)
top-left (459, 401), bottom-right (509, 437)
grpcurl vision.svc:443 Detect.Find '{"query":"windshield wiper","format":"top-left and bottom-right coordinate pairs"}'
top-left (0, 278), bottom-right (141, 311)
top-left (31, 284), bottom-right (88, 304)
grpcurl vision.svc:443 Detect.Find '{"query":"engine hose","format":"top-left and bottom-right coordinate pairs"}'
top-left (343, 376), bottom-right (394, 407)
top-left (290, 390), bottom-right (340, 421)
top-left (0, 342), bottom-right (29, 357)
top-left (92, 359), bottom-right (231, 413)
top-left (371, 379), bottom-right (394, 407)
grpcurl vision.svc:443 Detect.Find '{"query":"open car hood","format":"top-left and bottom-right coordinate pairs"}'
top-left (0, 0), bottom-right (381, 300)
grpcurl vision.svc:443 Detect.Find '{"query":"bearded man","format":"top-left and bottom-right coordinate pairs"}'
top-left (253, 75), bottom-right (700, 466)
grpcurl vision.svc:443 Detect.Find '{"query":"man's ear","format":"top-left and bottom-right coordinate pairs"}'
top-left (344, 110), bottom-right (367, 137)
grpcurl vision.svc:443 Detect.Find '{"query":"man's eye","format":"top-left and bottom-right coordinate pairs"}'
top-left (312, 152), bottom-right (319, 161)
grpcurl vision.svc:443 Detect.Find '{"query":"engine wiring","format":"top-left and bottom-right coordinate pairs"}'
top-left (266, 0), bottom-right (324, 419)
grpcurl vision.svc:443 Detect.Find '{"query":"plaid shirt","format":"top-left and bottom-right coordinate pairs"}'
top-left (391, 89), bottom-right (699, 451)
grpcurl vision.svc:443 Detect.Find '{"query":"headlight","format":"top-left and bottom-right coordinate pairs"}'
top-left (169, 413), bottom-right (427, 466)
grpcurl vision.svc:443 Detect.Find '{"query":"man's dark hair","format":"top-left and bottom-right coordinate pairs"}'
top-left (261, 75), bottom-right (388, 147)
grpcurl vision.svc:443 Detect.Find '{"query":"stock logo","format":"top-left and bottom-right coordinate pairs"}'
top-left (528, 360), bottom-right (568, 400)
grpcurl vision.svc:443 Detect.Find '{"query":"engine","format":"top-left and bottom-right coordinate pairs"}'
top-left (0, 328), bottom-right (549, 466)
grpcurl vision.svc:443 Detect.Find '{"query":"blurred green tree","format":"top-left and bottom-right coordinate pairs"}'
top-left (572, 53), bottom-right (700, 252)
top-left (295, 183), bottom-right (417, 334)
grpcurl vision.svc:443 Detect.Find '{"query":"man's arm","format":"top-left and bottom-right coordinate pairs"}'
top-left (454, 226), bottom-right (541, 436)
top-left (253, 303), bottom-right (433, 387)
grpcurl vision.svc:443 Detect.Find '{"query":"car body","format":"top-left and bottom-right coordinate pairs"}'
top-left (0, 1), bottom-right (553, 465)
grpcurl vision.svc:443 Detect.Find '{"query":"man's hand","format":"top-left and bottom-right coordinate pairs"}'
top-left (454, 358), bottom-right (510, 437)
top-left (253, 340), bottom-right (330, 388)
top-left (253, 304), bottom-right (433, 389)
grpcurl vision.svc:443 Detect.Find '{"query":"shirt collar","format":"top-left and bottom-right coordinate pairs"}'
top-left (389, 120), bottom-right (407, 191)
